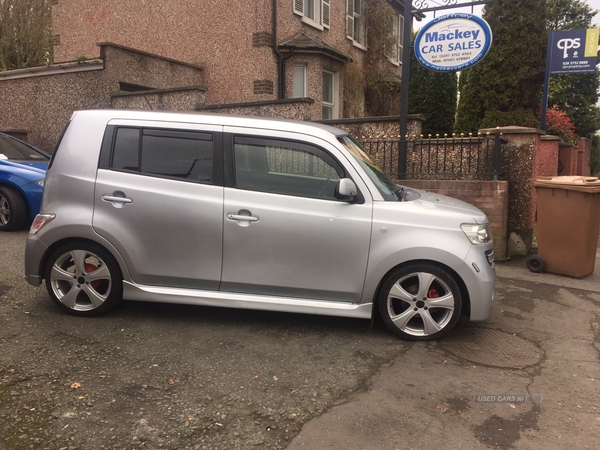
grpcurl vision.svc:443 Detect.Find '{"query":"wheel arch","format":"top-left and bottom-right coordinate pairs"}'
top-left (37, 236), bottom-right (131, 283)
top-left (370, 258), bottom-right (471, 320)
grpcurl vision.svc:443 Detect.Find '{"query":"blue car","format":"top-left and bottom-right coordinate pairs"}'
top-left (0, 133), bottom-right (49, 231)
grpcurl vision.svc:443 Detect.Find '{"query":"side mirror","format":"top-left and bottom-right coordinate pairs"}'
top-left (335, 178), bottom-right (357, 201)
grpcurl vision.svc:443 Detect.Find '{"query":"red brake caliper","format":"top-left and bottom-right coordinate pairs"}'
top-left (85, 263), bottom-right (101, 289)
top-left (428, 288), bottom-right (440, 313)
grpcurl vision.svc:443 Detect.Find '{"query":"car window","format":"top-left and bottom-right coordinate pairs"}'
top-left (111, 127), bottom-right (214, 183)
top-left (234, 137), bottom-right (342, 200)
top-left (0, 134), bottom-right (49, 161)
top-left (337, 135), bottom-right (401, 201)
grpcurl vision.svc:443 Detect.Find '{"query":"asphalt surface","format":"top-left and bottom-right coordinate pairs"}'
top-left (287, 250), bottom-right (600, 450)
top-left (1, 230), bottom-right (599, 449)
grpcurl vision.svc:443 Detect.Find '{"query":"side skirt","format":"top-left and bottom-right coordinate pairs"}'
top-left (123, 281), bottom-right (373, 319)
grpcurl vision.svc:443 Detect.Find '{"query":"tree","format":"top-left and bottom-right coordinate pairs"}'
top-left (0, 0), bottom-right (53, 71)
top-left (454, 0), bottom-right (547, 131)
top-left (591, 135), bottom-right (600, 174)
top-left (546, 0), bottom-right (600, 137)
top-left (545, 104), bottom-right (577, 143)
top-left (454, 67), bottom-right (485, 133)
top-left (408, 34), bottom-right (458, 136)
top-left (362, 0), bottom-right (402, 116)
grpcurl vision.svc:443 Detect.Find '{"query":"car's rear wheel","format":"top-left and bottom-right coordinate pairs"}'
top-left (378, 263), bottom-right (462, 341)
top-left (45, 241), bottom-right (123, 316)
top-left (0, 186), bottom-right (28, 231)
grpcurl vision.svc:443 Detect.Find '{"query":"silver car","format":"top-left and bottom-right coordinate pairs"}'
top-left (25, 110), bottom-right (495, 341)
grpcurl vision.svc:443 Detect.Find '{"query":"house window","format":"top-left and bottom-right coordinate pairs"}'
top-left (293, 0), bottom-right (330, 29)
top-left (322, 70), bottom-right (338, 120)
top-left (347, 0), bottom-right (366, 47)
top-left (387, 14), bottom-right (404, 64)
top-left (293, 65), bottom-right (307, 98)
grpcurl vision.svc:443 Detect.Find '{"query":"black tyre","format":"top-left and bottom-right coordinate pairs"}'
top-left (45, 241), bottom-right (123, 316)
top-left (378, 263), bottom-right (462, 341)
top-left (526, 255), bottom-right (545, 273)
top-left (0, 186), bottom-right (28, 231)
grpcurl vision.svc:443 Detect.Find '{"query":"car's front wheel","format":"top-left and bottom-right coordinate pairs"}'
top-left (0, 186), bottom-right (28, 231)
top-left (378, 263), bottom-right (462, 341)
top-left (45, 241), bottom-right (123, 316)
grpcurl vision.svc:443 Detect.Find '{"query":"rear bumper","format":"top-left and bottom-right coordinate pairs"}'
top-left (24, 233), bottom-right (47, 286)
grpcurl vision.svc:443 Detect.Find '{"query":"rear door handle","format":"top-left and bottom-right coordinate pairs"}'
top-left (102, 192), bottom-right (133, 208)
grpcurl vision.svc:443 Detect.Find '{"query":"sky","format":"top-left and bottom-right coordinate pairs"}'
top-left (414, 0), bottom-right (600, 25)
top-left (586, 0), bottom-right (600, 25)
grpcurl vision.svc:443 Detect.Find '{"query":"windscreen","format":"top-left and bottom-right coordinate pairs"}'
top-left (337, 135), bottom-right (402, 201)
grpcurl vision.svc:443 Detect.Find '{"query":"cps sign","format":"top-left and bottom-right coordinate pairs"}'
top-left (550, 29), bottom-right (598, 74)
top-left (414, 13), bottom-right (492, 72)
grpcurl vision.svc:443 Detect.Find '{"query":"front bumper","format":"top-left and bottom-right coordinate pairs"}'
top-left (456, 244), bottom-right (496, 321)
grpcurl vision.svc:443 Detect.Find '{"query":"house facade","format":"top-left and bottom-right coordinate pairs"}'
top-left (51, 0), bottom-right (405, 119)
top-left (0, 0), bottom-right (407, 152)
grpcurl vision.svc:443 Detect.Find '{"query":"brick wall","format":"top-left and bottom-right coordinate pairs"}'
top-left (397, 180), bottom-right (509, 259)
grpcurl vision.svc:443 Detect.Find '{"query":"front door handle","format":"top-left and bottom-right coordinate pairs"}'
top-left (226, 209), bottom-right (259, 227)
top-left (227, 214), bottom-right (258, 222)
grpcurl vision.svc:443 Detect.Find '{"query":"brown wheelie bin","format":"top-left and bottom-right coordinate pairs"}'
top-left (528, 176), bottom-right (600, 277)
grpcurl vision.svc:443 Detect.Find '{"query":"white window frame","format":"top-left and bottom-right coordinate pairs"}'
top-left (346, 0), bottom-right (367, 49)
top-left (322, 69), bottom-right (338, 120)
top-left (387, 13), bottom-right (404, 65)
top-left (292, 65), bottom-right (307, 98)
top-left (294, 0), bottom-right (330, 30)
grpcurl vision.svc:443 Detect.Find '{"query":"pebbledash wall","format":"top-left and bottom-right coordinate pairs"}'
top-left (49, 0), bottom-right (401, 119)
top-left (0, 43), bottom-right (206, 152)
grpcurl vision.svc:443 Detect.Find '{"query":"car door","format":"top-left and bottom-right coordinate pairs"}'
top-left (220, 132), bottom-right (372, 303)
top-left (93, 124), bottom-right (224, 290)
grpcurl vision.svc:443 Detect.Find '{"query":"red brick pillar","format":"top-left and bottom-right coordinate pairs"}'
top-left (559, 143), bottom-right (578, 175)
top-left (577, 137), bottom-right (591, 176)
top-left (479, 127), bottom-right (559, 255)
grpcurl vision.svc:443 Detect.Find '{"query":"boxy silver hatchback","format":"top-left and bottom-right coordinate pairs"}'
top-left (25, 110), bottom-right (495, 340)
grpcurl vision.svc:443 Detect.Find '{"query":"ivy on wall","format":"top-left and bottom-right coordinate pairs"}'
top-left (343, 0), bottom-right (402, 117)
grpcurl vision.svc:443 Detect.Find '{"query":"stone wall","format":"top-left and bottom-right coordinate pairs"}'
top-left (320, 115), bottom-right (425, 139)
top-left (0, 43), bottom-right (205, 152)
top-left (196, 98), bottom-right (316, 121)
top-left (112, 87), bottom-right (206, 111)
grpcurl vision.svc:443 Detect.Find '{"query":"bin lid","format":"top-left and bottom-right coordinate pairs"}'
top-left (530, 176), bottom-right (600, 193)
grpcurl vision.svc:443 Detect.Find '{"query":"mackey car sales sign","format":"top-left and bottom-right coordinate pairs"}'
top-left (415, 13), bottom-right (492, 72)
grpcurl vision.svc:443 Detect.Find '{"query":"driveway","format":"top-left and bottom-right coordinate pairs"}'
top-left (1, 230), bottom-right (599, 449)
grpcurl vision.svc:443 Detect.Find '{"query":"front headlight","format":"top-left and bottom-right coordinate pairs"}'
top-left (461, 223), bottom-right (492, 245)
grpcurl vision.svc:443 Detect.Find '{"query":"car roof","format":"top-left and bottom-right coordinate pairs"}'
top-left (71, 110), bottom-right (349, 138)
top-left (0, 132), bottom-right (50, 160)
